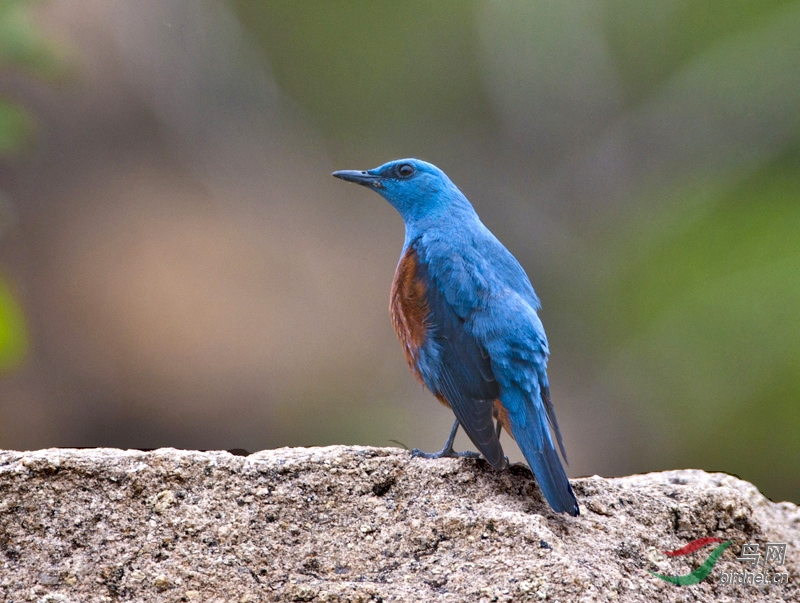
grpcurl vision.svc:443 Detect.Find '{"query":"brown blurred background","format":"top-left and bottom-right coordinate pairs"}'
top-left (0, 0), bottom-right (798, 504)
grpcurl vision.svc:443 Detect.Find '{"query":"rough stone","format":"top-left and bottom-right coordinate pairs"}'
top-left (0, 446), bottom-right (796, 602)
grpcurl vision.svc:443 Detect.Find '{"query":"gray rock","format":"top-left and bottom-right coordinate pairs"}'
top-left (0, 446), bottom-right (796, 602)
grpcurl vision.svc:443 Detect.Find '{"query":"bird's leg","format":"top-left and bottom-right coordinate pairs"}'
top-left (411, 419), bottom-right (481, 460)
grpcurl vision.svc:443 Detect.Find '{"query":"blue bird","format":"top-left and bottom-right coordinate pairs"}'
top-left (333, 158), bottom-right (579, 516)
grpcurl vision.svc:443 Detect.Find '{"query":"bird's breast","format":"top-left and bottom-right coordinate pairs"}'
top-left (389, 246), bottom-right (431, 384)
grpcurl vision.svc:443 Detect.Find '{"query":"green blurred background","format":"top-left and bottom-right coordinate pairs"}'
top-left (0, 0), bottom-right (797, 504)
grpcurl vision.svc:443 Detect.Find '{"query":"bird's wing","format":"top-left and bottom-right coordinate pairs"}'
top-left (423, 225), bottom-right (566, 458)
top-left (402, 243), bottom-right (505, 469)
top-left (476, 291), bottom-right (577, 515)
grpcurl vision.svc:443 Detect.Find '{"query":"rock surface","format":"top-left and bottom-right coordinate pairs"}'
top-left (0, 446), bottom-right (797, 602)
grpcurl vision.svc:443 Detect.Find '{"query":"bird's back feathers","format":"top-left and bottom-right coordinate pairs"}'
top-left (399, 223), bottom-right (577, 514)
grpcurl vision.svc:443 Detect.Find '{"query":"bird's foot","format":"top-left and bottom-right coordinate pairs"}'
top-left (410, 447), bottom-right (481, 460)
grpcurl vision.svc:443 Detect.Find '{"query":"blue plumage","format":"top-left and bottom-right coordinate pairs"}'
top-left (333, 158), bottom-right (579, 516)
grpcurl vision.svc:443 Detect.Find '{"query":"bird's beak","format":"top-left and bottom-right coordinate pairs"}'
top-left (331, 170), bottom-right (383, 188)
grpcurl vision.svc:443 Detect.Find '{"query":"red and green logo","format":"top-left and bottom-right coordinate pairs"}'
top-left (649, 537), bottom-right (734, 586)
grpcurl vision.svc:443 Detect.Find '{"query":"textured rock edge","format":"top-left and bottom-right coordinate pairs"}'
top-left (0, 446), bottom-right (797, 602)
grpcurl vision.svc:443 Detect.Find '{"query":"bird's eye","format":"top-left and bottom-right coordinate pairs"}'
top-left (397, 163), bottom-right (415, 178)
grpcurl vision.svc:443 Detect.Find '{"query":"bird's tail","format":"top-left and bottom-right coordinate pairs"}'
top-left (506, 389), bottom-right (579, 516)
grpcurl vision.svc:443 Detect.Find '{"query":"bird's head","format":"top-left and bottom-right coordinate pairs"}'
top-left (333, 158), bottom-right (468, 224)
